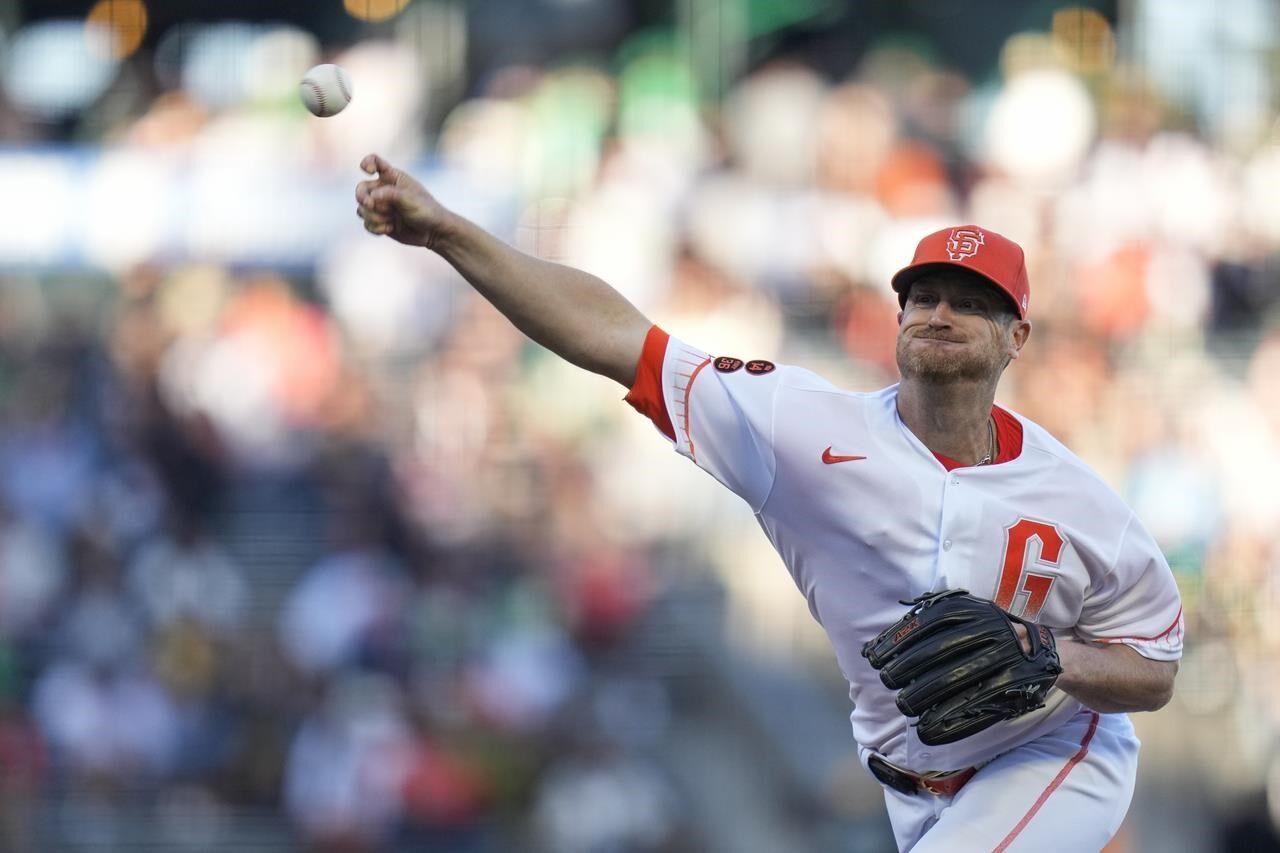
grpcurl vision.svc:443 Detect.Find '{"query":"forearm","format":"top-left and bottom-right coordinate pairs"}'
top-left (434, 213), bottom-right (651, 387)
top-left (1054, 638), bottom-right (1177, 713)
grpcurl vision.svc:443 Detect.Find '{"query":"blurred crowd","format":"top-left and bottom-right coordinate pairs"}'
top-left (2, 1), bottom-right (1280, 850)
top-left (0, 261), bottom-right (683, 853)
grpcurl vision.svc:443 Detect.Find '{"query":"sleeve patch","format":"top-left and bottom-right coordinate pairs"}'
top-left (714, 357), bottom-right (743, 373)
top-left (745, 359), bottom-right (776, 375)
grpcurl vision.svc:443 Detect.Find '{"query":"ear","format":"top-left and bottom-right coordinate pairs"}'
top-left (1006, 319), bottom-right (1032, 361)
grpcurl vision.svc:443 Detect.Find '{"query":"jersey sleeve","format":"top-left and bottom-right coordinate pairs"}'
top-left (623, 325), bottom-right (780, 512)
top-left (1074, 511), bottom-right (1184, 661)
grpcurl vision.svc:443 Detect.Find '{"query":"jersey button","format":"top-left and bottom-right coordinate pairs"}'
top-left (951, 476), bottom-right (960, 485)
top-left (942, 539), bottom-right (952, 551)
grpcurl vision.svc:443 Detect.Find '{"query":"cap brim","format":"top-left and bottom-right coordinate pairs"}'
top-left (890, 261), bottom-right (1024, 318)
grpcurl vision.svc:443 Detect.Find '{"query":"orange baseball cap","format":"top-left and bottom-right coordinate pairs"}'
top-left (891, 225), bottom-right (1030, 319)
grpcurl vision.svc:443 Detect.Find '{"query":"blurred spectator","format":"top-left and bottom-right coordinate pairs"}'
top-left (278, 520), bottom-right (411, 677)
top-left (532, 746), bottom-right (681, 853)
top-left (127, 515), bottom-right (248, 636)
top-left (2, 2), bottom-right (1280, 849)
top-left (0, 500), bottom-right (66, 642)
top-left (283, 674), bottom-right (413, 851)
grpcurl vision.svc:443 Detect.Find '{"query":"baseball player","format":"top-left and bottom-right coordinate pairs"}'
top-left (355, 154), bottom-right (1182, 851)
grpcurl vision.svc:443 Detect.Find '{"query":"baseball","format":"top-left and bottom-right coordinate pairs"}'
top-left (299, 64), bottom-right (353, 117)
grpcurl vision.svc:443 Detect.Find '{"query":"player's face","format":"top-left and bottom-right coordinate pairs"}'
top-left (895, 274), bottom-right (1029, 383)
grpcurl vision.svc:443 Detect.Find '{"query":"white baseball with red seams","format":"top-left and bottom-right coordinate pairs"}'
top-left (299, 64), bottom-right (353, 117)
top-left (624, 326), bottom-right (1183, 851)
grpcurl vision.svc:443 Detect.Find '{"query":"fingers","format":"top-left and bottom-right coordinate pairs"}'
top-left (359, 153), bottom-right (396, 181)
top-left (358, 155), bottom-right (415, 238)
top-left (356, 196), bottom-right (393, 235)
top-left (357, 205), bottom-right (392, 236)
top-left (358, 209), bottom-right (392, 234)
top-left (1012, 623), bottom-right (1031, 654)
top-left (355, 180), bottom-right (400, 208)
top-left (356, 179), bottom-right (400, 236)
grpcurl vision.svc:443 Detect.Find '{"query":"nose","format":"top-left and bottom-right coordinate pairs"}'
top-left (926, 299), bottom-right (956, 326)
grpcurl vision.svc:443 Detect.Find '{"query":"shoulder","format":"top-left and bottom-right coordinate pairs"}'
top-left (751, 364), bottom-right (897, 418)
top-left (761, 363), bottom-right (893, 403)
top-left (1014, 412), bottom-right (1133, 511)
top-left (673, 338), bottom-right (892, 417)
top-left (695, 354), bottom-right (844, 397)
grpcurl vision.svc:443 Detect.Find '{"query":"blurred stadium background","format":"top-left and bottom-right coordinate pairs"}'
top-left (0, 0), bottom-right (1277, 850)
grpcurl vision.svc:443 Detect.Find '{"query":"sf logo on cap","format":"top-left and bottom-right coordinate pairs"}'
top-left (946, 228), bottom-right (984, 261)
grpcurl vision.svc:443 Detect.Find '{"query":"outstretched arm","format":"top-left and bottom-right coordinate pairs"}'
top-left (355, 153), bottom-right (652, 387)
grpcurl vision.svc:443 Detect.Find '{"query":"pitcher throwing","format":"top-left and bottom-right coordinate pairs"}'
top-left (356, 155), bottom-right (1181, 852)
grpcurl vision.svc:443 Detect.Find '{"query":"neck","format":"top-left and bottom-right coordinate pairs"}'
top-left (896, 377), bottom-right (997, 466)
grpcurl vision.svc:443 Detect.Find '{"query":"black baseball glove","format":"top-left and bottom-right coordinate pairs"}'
top-left (861, 589), bottom-right (1063, 746)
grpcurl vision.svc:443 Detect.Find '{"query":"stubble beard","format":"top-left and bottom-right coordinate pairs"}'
top-left (895, 334), bottom-right (1002, 384)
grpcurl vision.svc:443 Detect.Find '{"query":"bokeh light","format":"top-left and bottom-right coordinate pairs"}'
top-left (344, 0), bottom-right (411, 23)
top-left (4, 20), bottom-right (119, 117)
top-left (86, 0), bottom-right (149, 60)
top-left (180, 23), bottom-right (259, 109)
top-left (984, 68), bottom-right (1095, 184)
top-left (1051, 6), bottom-right (1116, 74)
top-left (998, 31), bottom-right (1060, 79)
top-left (0, 155), bottom-right (76, 262)
top-left (723, 67), bottom-right (827, 187)
top-left (244, 26), bottom-right (320, 104)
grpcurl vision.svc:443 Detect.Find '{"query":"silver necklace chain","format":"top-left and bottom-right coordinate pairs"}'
top-left (976, 417), bottom-right (996, 466)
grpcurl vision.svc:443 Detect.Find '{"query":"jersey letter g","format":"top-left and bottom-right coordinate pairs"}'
top-left (994, 518), bottom-right (1066, 620)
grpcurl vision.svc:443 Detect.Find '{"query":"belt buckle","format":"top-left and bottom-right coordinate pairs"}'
top-left (868, 755), bottom-right (921, 797)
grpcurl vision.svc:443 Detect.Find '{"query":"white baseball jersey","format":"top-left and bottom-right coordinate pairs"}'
top-left (624, 327), bottom-right (1183, 775)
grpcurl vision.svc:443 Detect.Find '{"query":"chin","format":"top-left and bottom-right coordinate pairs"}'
top-left (896, 336), bottom-right (1003, 383)
top-left (904, 365), bottom-right (969, 382)
top-left (897, 352), bottom-right (994, 383)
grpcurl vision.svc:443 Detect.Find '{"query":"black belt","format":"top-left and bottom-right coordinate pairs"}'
top-left (868, 754), bottom-right (979, 797)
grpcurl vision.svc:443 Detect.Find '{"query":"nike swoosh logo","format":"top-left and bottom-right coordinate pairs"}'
top-left (822, 446), bottom-right (867, 464)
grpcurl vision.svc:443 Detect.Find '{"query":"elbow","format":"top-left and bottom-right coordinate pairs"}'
top-left (1146, 683), bottom-right (1174, 712)
top-left (1146, 661), bottom-right (1179, 711)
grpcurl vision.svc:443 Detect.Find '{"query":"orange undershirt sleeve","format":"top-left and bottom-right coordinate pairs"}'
top-left (623, 325), bottom-right (676, 441)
